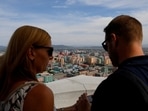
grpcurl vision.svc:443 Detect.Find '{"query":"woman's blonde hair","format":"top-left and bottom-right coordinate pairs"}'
top-left (0, 25), bottom-right (52, 99)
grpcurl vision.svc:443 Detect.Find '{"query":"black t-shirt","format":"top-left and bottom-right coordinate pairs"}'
top-left (91, 56), bottom-right (148, 111)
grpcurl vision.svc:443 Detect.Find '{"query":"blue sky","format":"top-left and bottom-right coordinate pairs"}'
top-left (0, 0), bottom-right (148, 46)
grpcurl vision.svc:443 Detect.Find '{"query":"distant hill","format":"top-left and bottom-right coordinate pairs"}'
top-left (53, 45), bottom-right (75, 49)
top-left (142, 44), bottom-right (148, 48)
top-left (0, 46), bottom-right (6, 52)
top-left (0, 45), bottom-right (102, 52)
top-left (53, 45), bottom-right (101, 49)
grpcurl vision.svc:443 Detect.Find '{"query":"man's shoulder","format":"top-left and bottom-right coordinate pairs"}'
top-left (111, 69), bottom-right (148, 97)
top-left (95, 69), bottom-right (131, 91)
top-left (94, 68), bottom-right (148, 108)
top-left (101, 68), bottom-right (146, 91)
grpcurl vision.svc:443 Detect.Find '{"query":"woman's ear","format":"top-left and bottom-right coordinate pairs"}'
top-left (27, 47), bottom-right (36, 61)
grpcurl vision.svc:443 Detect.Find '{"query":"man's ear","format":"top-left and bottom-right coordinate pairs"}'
top-left (27, 47), bottom-right (36, 61)
top-left (110, 33), bottom-right (118, 47)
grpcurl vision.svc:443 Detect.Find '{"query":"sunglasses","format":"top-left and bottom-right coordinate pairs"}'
top-left (33, 45), bottom-right (53, 56)
top-left (102, 40), bottom-right (108, 51)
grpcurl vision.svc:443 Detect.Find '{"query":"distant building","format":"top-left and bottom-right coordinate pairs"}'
top-left (36, 71), bottom-right (54, 83)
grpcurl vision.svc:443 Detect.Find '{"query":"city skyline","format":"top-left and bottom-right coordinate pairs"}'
top-left (0, 0), bottom-right (148, 46)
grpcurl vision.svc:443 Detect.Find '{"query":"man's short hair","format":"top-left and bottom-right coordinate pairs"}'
top-left (104, 15), bottom-right (143, 43)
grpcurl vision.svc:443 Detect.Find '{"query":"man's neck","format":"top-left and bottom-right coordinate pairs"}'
top-left (118, 43), bottom-right (144, 64)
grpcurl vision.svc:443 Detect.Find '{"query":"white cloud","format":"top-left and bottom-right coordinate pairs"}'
top-left (69, 0), bottom-right (148, 9)
top-left (66, 0), bottom-right (77, 5)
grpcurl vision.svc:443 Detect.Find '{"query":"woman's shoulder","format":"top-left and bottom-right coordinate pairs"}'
top-left (0, 81), bottom-right (50, 111)
top-left (23, 81), bottom-right (54, 99)
top-left (23, 82), bottom-right (54, 111)
top-left (29, 82), bottom-right (53, 95)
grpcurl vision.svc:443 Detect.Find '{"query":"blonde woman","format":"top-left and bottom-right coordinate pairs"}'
top-left (0, 25), bottom-right (54, 111)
